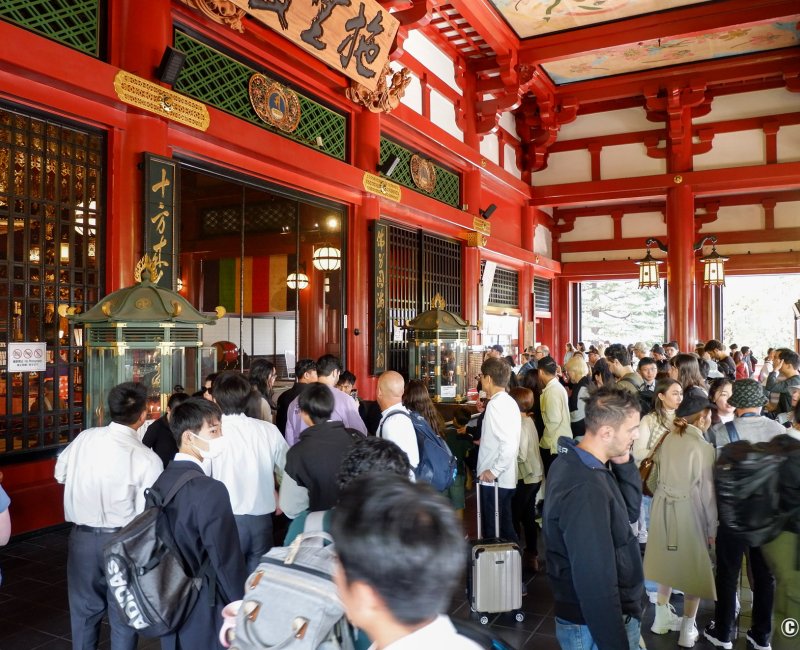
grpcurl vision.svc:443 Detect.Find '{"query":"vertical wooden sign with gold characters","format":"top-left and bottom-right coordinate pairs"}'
top-left (372, 221), bottom-right (389, 374)
top-left (228, 0), bottom-right (398, 92)
top-left (143, 154), bottom-right (179, 289)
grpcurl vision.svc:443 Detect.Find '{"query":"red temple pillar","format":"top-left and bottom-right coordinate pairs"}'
top-left (665, 183), bottom-right (696, 351)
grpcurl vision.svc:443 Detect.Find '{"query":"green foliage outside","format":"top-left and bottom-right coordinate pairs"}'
top-left (580, 280), bottom-right (666, 347)
top-left (722, 274), bottom-right (798, 359)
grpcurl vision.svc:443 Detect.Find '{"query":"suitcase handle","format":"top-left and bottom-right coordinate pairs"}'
top-left (476, 480), bottom-right (500, 539)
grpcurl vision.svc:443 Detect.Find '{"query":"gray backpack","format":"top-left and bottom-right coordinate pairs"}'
top-left (230, 512), bottom-right (355, 650)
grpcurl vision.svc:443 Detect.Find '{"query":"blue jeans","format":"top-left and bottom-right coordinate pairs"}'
top-left (555, 616), bottom-right (641, 650)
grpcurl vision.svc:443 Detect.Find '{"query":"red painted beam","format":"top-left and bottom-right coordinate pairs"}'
top-left (534, 162), bottom-right (800, 207)
top-left (518, 0), bottom-right (798, 64)
top-left (440, 0), bottom-right (519, 59)
top-left (559, 227), bottom-right (800, 254)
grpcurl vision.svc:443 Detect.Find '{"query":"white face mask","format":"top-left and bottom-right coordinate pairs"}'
top-left (190, 432), bottom-right (225, 460)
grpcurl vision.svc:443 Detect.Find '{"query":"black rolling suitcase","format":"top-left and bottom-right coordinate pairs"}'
top-left (468, 481), bottom-right (524, 625)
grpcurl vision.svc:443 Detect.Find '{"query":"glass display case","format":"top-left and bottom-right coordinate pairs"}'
top-left (407, 293), bottom-right (470, 403)
top-left (68, 256), bottom-right (219, 427)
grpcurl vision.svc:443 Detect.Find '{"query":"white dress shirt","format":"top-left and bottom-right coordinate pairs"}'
top-left (377, 403), bottom-right (419, 468)
top-left (54, 421), bottom-right (163, 528)
top-left (368, 615), bottom-right (481, 649)
top-left (211, 413), bottom-right (288, 516)
top-left (285, 385), bottom-right (367, 446)
top-left (477, 391), bottom-right (521, 490)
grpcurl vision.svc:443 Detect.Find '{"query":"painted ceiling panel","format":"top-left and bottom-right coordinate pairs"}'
top-left (489, 0), bottom-right (709, 38)
top-left (541, 19), bottom-right (799, 84)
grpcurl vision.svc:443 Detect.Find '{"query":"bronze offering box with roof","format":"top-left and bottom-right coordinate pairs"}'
top-left (67, 256), bottom-right (221, 427)
top-left (406, 293), bottom-right (470, 403)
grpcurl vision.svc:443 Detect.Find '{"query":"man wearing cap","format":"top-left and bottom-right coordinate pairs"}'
top-left (587, 345), bottom-right (600, 370)
top-left (703, 378), bottom-right (784, 650)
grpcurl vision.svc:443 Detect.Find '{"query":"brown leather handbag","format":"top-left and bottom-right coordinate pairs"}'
top-left (639, 431), bottom-right (669, 497)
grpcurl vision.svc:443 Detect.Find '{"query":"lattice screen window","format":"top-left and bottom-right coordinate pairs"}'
top-left (385, 224), bottom-right (462, 377)
top-left (0, 104), bottom-right (104, 456)
top-left (201, 199), bottom-right (296, 236)
top-left (488, 266), bottom-right (519, 308)
top-left (534, 277), bottom-right (552, 313)
top-left (378, 137), bottom-right (461, 208)
top-left (0, 0), bottom-right (102, 57)
top-left (174, 30), bottom-right (347, 161)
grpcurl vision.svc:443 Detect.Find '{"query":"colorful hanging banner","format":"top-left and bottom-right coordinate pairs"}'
top-left (205, 255), bottom-right (291, 314)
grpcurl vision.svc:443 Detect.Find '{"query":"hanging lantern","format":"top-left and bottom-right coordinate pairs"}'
top-left (286, 272), bottom-right (309, 290)
top-left (700, 245), bottom-right (728, 287)
top-left (312, 246), bottom-right (341, 271)
top-left (635, 247), bottom-right (663, 289)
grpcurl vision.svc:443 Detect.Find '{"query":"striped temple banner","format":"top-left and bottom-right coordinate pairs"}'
top-left (204, 255), bottom-right (292, 314)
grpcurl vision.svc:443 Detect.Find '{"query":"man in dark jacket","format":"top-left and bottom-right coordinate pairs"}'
top-left (154, 397), bottom-right (246, 650)
top-left (543, 386), bottom-right (643, 650)
top-left (278, 382), bottom-right (363, 518)
top-left (275, 358), bottom-right (317, 436)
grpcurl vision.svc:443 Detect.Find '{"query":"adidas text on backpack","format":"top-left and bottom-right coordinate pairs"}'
top-left (103, 472), bottom-right (213, 637)
top-left (381, 410), bottom-right (457, 492)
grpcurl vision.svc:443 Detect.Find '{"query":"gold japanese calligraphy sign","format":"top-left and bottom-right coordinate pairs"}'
top-left (228, 0), bottom-right (399, 92)
top-left (372, 221), bottom-right (389, 374)
top-left (143, 154), bottom-right (180, 289)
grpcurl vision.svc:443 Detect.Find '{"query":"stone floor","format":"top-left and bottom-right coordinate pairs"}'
top-left (0, 513), bottom-right (754, 649)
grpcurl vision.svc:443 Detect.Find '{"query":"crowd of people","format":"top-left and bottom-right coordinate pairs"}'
top-left (32, 338), bottom-right (800, 649)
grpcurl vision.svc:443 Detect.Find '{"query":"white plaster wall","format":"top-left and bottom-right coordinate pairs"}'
top-left (430, 89), bottom-right (462, 141)
top-left (775, 201), bottom-right (800, 229)
top-left (480, 133), bottom-right (500, 165)
top-left (499, 111), bottom-right (519, 137)
top-left (557, 107), bottom-right (652, 141)
top-left (716, 242), bottom-right (800, 256)
top-left (694, 88), bottom-right (799, 124)
top-left (402, 30), bottom-right (460, 94)
top-left (622, 212), bottom-right (666, 239)
top-left (602, 143), bottom-right (666, 179)
top-left (694, 130), bottom-right (764, 170)
top-left (533, 223), bottom-right (552, 257)
top-left (533, 150), bottom-right (592, 185)
top-left (699, 204), bottom-right (761, 233)
top-left (559, 216), bottom-right (614, 242)
top-left (504, 143), bottom-right (521, 178)
top-left (779, 125), bottom-right (800, 162)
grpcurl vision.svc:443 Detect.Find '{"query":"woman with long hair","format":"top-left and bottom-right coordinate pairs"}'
top-left (248, 359), bottom-right (277, 422)
top-left (402, 379), bottom-right (445, 437)
top-left (563, 342), bottom-right (575, 367)
top-left (669, 353), bottom-right (708, 400)
top-left (708, 378), bottom-right (735, 426)
top-left (643, 393), bottom-right (717, 648)
top-left (590, 357), bottom-right (615, 388)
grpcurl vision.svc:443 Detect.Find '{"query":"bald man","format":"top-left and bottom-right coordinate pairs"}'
top-left (375, 371), bottom-right (419, 469)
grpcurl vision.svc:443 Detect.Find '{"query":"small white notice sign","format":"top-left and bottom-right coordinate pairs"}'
top-left (8, 342), bottom-right (47, 372)
top-left (440, 385), bottom-right (456, 399)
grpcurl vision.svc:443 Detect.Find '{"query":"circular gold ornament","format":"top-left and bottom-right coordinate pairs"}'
top-left (410, 154), bottom-right (437, 193)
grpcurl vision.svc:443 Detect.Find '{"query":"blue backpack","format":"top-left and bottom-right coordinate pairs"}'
top-left (383, 410), bottom-right (457, 492)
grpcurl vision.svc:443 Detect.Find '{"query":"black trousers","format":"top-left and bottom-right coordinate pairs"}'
top-left (511, 480), bottom-right (541, 555)
top-left (712, 526), bottom-right (776, 645)
top-left (67, 526), bottom-right (138, 650)
top-left (479, 483), bottom-right (518, 545)
top-left (234, 513), bottom-right (273, 574)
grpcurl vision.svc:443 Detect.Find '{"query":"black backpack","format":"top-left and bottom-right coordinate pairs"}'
top-left (715, 435), bottom-right (800, 547)
top-left (103, 471), bottom-right (214, 637)
top-left (638, 388), bottom-right (655, 417)
top-left (382, 410), bottom-right (457, 491)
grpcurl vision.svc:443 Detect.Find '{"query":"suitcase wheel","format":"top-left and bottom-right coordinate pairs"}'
top-left (479, 614), bottom-right (490, 625)
top-left (515, 611), bottom-right (525, 623)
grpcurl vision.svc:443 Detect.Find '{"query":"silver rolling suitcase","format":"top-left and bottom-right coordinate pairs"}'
top-left (468, 481), bottom-right (524, 625)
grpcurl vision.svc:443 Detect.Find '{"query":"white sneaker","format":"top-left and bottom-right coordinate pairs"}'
top-left (678, 617), bottom-right (699, 647)
top-left (646, 590), bottom-right (658, 604)
top-left (651, 602), bottom-right (682, 634)
top-left (703, 622), bottom-right (733, 649)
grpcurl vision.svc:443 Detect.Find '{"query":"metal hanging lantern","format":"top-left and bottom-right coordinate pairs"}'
top-left (636, 243), bottom-right (663, 289)
top-left (700, 245), bottom-right (728, 287)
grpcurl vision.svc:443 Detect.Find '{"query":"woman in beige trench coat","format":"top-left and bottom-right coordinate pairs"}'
top-left (643, 392), bottom-right (718, 648)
